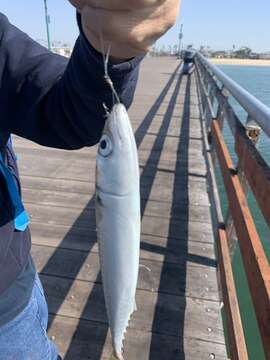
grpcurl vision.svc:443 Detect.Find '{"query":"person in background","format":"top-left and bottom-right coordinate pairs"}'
top-left (0, 0), bottom-right (180, 359)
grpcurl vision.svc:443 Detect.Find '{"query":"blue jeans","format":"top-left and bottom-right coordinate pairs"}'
top-left (0, 273), bottom-right (59, 360)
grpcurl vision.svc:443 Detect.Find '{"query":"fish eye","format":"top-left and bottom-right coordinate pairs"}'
top-left (100, 140), bottom-right (107, 150)
top-left (98, 135), bottom-right (113, 157)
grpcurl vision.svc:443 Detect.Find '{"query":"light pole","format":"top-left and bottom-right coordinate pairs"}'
top-left (43, 0), bottom-right (51, 50)
top-left (178, 23), bottom-right (183, 58)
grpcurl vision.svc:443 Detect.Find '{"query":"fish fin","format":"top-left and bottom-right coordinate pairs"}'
top-left (116, 302), bottom-right (137, 358)
top-left (110, 351), bottom-right (124, 360)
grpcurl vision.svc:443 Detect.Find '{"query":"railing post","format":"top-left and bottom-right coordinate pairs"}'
top-left (225, 116), bottom-right (261, 256)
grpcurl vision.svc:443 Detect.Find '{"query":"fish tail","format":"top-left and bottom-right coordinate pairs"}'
top-left (110, 351), bottom-right (124, 360)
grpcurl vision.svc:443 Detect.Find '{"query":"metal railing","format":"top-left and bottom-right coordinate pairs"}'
top-left (195, 53), bottom-right (270, 359)
top-left (196, 53), bottom-right (270, 137)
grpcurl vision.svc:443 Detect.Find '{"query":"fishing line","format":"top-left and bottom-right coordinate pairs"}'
top-left (139, 264), bottom-right (151, 272)
top-left (94, 2), bottom-right (120, 104)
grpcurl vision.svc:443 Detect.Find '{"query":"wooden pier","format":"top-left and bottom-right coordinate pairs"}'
top-left (14, 57), bottom-right (227, 359)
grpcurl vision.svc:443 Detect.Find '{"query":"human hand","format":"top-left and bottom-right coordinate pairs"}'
top-left (69, 0), bottom-right (181, 61)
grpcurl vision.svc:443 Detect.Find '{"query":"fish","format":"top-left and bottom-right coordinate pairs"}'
top-left (95, 102), bottom-right (141, 359)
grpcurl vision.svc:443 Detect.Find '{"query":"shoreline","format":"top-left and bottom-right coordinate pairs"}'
top-left (209, 58), bottom-right (270, 67)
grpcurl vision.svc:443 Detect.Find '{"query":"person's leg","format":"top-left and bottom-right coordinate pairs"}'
top-left (34, 272), bottom-right (60, 359)
top-left (0, 273), bottom-right (59, 360)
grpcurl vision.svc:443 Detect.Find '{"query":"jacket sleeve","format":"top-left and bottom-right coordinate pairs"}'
top-left (0, 12), bottom-right (142, 150)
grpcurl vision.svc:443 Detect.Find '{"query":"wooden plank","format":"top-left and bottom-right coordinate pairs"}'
top-left (30, 222), bottom-right (216, 262)
top-left (48, 314), bottom-right (227, 360)
top-left (138, 135), bottom-right (204, 153)
top-left (40, 274), bottom-right (225, 344)
top-left (140, 160), bottom-right (207, 178)
top-left (32, 244), bottom-right (219, 301)
top-left (135, 127), bottom-right (203, 140)
top-left (217, 228), bottom-right (248, 359)
top-left (30, 216), bottom-right (214, 246)
top-left (16, 152), bottom-right (207, 181)
top-left (15, 145), bottom-right (206, 168)
top-left (20, 165), bottom-right (206, 200)
top-left (14, 121), bottom-right (202, 151)
top-left (26, 202), bottom-right (214, 241)
top-left (21, 167), bottom-right (207, 194)
top-left (22, 181), bottom-right (210, 209)
top-left (235, 128), bottom-right (270, 230)
top-left (23, 185), bottom-right (211, 223)
top-left (212, 119), bottom-right (270, 356)
top-left (140, 134), bottom-right (202, 156)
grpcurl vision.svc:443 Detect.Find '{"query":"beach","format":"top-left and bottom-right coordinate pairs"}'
top-left (209, 58), bottom-right (270, 67)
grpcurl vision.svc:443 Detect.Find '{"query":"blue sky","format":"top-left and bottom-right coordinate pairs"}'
top-left (1, 0), bottom-right (269, 52)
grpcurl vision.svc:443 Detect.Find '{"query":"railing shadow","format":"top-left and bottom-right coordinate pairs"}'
top-left (39, 63), bottom-right (181, 359)
top-left (148, 74), bottom-right (191, 359)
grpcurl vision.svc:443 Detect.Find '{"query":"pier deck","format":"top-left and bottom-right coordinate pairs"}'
top-left (15, 57), bottom-right (227, 359)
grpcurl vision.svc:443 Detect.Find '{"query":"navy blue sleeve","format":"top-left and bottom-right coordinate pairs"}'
top-left (0, 12), bottom-right (142, 149)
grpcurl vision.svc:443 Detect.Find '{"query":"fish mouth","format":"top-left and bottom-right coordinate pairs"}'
top-left (106, 105), bottom-right (132, 146)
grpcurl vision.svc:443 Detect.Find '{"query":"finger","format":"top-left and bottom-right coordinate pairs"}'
top-left (68, 0), bottom-right (87, 9)
top-left (83, 28), bottom-right (146, 60)
top-left (82, 7), bottom-right (160, 47)
top-left (84, 0), bottom-right (166, 11)
top-left (83, 1), bottom-right (178, 43)
top-left (81, 0), bottom-right (179, 59)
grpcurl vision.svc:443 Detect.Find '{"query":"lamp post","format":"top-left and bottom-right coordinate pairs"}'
top-left (43, 0), bottom-right (51, 50)
top-left (178, 23), bottom-right (183, 58)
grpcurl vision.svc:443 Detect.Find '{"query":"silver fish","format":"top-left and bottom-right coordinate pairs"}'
top-left (96, 103), bottom-right (141, 359)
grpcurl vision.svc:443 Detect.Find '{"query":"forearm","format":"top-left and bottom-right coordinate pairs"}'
top-left (0, 12), bottom-right (142, 150)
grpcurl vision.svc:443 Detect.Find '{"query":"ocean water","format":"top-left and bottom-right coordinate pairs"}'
top-left (216, 65), bottom-right (270, 359)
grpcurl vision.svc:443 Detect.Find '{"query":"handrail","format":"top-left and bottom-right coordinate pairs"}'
top-left (196, 52), bottom-right (270, 137)
top-left (194, 53), bottom-right (270, 359)
top-left (196, 67), bottom-right (249, 359)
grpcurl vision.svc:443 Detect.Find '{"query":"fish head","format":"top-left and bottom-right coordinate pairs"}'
top-left (96, 103), bottom-right (138, 196)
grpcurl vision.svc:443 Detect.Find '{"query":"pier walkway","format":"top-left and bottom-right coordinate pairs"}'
top-left (14, 57), bottom-right (227, 359)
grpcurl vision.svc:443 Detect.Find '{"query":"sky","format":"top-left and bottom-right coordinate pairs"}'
top-left (0, 0), bottom-right (269, 52)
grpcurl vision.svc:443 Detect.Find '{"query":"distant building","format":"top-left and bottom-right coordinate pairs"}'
top-left (249, 53), bottom-right (260, 59)
top-left (212, 51), bottom-right (231, 59)
top-left (35, 39), bottom-right (73, 57)
top-left (232, 47), bottom-right (252, 59)
top-left (52, 46), bottom-right (73, 58)
top-left (259, 52), bottom-right (270, 60)
top-left (198, 45), bottom-right (270, 60)
top-left (199, 46), bottom-right (212, 58)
